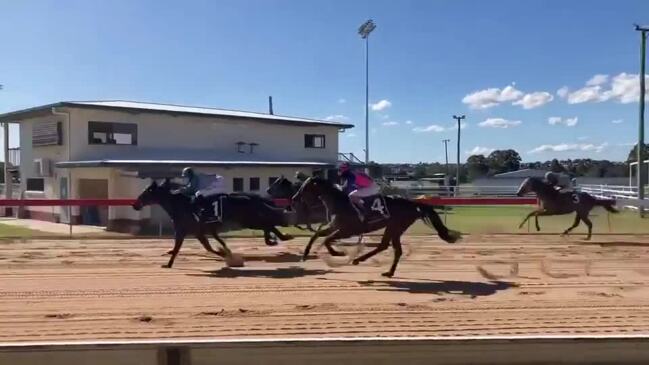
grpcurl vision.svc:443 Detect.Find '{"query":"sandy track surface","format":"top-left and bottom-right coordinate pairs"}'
top-left (2, 234), bottom-right (649, 343)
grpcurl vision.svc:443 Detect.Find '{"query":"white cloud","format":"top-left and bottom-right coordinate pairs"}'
top-left (548, 116), bottom-right (578, 127)
top-left (529, 142), bottom-right (608, 154)
top-left (557, 86), bottom-right (570, 98)
top-left (466, 146), bottom-right (495, 155)
top-left (567, 85), bottom-right (602, 104)
top-left (564, 73), bottom-right (649, 104)
top-left (337, 98), bottom-right (347, 104)
top-left (382, 121), bottom-right (399, 126)
top-left (586, 74), bottom-right (609, 86)
top-left (379, 114), bottom-right (390, 120)
top-left (324, 114), bottom-right (349, 122)
top-left (612, 119), bottom-right (624, 124)
top-left (478, 118), bottom-right (522, 128)
top-left (512, 91), bottom-right (554, 109)
top-left (462, 84), bottom-right (523, 109)
top-left (405, 120), bottom-right (413, 125)
top-left (370, 99), bottom-right (392, 111)
top-left (413, 124), bottom-right (446, 133)
top-left (345, 133), bottom-right (356, 138)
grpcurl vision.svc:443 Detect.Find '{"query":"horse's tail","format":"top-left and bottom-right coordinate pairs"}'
top-left (595, 198), bottom-right (619, 213)
top-left (416, 203), bottom-right (462, 243)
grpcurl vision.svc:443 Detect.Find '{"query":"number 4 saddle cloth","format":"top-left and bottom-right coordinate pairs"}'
top-left (359, 195), bottom-right (390, 224)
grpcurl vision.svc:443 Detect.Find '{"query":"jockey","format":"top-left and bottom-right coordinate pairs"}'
top-left (338, 162), bottom-right (380, 221)
top-left (178, 167), bottom-right (227, 221)
top-left (295, 170), bottom-right (309, 183)
top-left (544, 171), bottom-right (568, 192)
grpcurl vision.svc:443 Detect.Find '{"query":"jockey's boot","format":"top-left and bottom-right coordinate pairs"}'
top-left (351, 199), bottom-right (365, 223)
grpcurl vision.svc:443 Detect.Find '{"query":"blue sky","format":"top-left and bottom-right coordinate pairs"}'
top-left (1, 0), bottom-right (648, 163)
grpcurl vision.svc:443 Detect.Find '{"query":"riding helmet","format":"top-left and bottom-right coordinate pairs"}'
top-left (182, 167), bottom-right (195, 178)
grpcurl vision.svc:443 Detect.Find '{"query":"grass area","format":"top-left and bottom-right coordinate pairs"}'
top-left (226, 206), bottom-right (649, 238)
top-left (0, 222), bottom-right (52, 238)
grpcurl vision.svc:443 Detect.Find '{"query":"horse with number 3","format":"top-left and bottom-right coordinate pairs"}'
top-left (292, 177), bottom-right (462, 277)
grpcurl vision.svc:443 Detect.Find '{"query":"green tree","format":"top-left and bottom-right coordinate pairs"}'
top-left (487, 149), bottom-right (521, 174)
top-left (627, 144), bottom-right (649, 162)
top-left (550, 159), bottom-right (566, 173)
top-left (465, 154), bottom-right (489, 181)
top-left (413, 163), bottom-right (427, 179)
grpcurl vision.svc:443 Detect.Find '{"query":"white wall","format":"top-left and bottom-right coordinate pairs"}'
top-left (67, 108), bottom-right (340, 163)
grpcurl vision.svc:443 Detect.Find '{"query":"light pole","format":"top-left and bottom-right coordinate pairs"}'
top-left (636, 24), bottom-right (648, 217)
top-left (442, 139), bottom-right (450, 178)
top-left (358, 19), bottom-right (376, 167)
top-left (452, 115), bottom-right (465, 191)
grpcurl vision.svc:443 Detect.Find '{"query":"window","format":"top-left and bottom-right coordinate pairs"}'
top-left (26, 178), bottom-right (44, 192)
top-left (304, 134), bottom-right (325, 148)
top-left (249, 177), bottom-right (260, 191)
top-left (233, 177), bottom-right (244, 192)
top-left (88, 121), bottom-right (137, 145)
top-left (268, 177), bottom-right (278, 186)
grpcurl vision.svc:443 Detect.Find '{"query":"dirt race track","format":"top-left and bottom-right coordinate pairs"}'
top-left (3, 233), bottom-right (649, 345)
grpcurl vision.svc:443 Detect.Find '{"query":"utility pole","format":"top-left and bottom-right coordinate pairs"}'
top-left (452, 115), bottom-right (465, 193)
top-left (636, 24), bottom-right (648, 217)
top-left (442, 139), bottom-right (450, 177)
top-left (358, 19), bottom-right (376, 167)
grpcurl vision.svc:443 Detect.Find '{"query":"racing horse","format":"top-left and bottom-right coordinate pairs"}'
top-left (516, 177), bottom-right (618, 240)
top-left (266, 176), bottom-right (329, 232)
top-left (132, 179), bottom-right (293, 268)
top-left (292, 177), bottom-right (461, 277)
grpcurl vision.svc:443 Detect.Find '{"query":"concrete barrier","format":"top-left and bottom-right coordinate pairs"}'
top-left (3, 336), bottom-right (649, 365)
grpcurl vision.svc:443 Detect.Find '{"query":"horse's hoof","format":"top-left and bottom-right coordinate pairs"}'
top-left (381, 272), bottom-right (394, 278)
top-left (585, 237), bottom-right (592, 241)
top-left (331, 251), bottom-right (346, 257)
top-left (266, 240), bottom-right (279, 247)
top-left (352, 259), bottom-right (360, 265)
top-left (166, 250), bottom-right (174, 255)
top-left (161, 264), bottom-right (171, 268)
top-left (284, 235), bottom-right (294, 241)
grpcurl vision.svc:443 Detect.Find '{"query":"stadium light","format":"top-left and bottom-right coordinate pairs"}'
top-left (358, 19), bottom-right (376, 167)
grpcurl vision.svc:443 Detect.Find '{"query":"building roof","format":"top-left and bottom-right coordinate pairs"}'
top-left (492, 168), bottom-right (548, 178)
top-left (56, 159), bottom-right (334, 169)
top-left (0, 100), bottom-right (354, 129)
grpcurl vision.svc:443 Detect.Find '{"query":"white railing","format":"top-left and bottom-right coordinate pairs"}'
top-left (578, 184), bottom-right (649, 210)
top-left (386, 185), bottom-right (521, 198)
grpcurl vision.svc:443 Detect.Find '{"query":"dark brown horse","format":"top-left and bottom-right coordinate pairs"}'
top-left (292, 177), bottom-right (461, 277)
top-left (132, 179), bottom-right (293, 267)
top-left (266, 176), bottom-right (329, 231)
top-left (516, 177), bottom-right (618, 240)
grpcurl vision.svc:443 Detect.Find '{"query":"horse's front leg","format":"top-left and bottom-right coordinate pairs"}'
top-left (518, 209), bottom-right (542, 229)
top-left (303, 225), bottom-right (336, 261)
top-left (270, 226), bottom-right (293, 241)
top-left (165, 229), bottom-right (186, 268)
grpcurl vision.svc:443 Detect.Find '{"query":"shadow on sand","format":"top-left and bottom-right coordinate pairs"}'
top-left (188, 266), bottom-right (333, 279)
top-left (357, 279), bottom-right (516, 298)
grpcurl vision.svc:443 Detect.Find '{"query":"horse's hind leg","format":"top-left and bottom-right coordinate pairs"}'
top-left (534, 215), bottom-right (541, 231)
top-left (165, 230), bottom-right (186, 268)
top-left (562, 214), bottom-right (581, 237)
top-left (518, 211), bottom-right (538, 229)
top-left (383, 224), bottom-right (409, 277)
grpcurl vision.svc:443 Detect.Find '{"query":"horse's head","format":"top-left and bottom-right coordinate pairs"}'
top-left (132, 179), bottom-right (171, 210)
top-left (516, 177), bottom-right (541, 196)
top-left (266, 176), bottom-right (293, 198)
top-left (292, 176), bottom-right (327, 205)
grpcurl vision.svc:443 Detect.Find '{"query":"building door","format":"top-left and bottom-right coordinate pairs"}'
top-left (59, 177), bottom-right (70, 224)
top-left (77, 179), bottom-right (109, 226)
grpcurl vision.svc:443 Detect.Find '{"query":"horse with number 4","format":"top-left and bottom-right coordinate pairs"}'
top-left (292, 175), bottom-right (462, 277)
